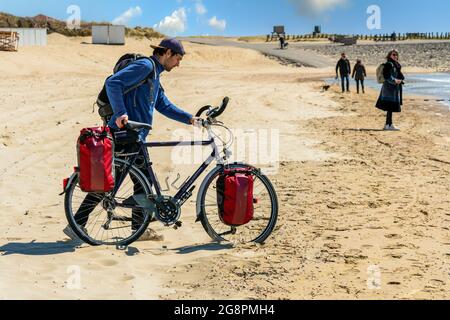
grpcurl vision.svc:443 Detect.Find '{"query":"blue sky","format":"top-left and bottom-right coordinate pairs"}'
top-left (1, 0), bottom-right (450, 36)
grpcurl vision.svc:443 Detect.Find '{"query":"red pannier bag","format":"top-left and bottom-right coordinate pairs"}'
top-left (77, 127), bottom-right (114, 193)
top-left (216, 168), bottom-right (255, 226)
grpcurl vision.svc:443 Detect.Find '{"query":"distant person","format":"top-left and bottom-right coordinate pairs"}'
top-left (376, 49), bottom-right (405, 131)
top-left (391, 32), bottom-right (397, 42)
top-left (352, 59), bottom-right (367, 94)
top-left (335, 53), bottom-right (351, 93)
top-left (279, 35), bottom-right (286, 49)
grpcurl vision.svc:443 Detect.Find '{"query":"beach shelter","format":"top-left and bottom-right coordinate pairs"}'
top-left (92, 25), bottom-right (125, 45)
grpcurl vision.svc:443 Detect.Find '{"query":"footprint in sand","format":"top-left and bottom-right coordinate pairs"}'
top-left (122, 275), bottom-right (135, 281)
top-left (100, 259), bottom-right (119, 267)
top-left (429, 279), bottom-right (446, 287)
top-left (324, 243), bottom-right (341, 250)
top-left (385, 234), bottom-right (402, 239)
top-left (387, 254), bottom-right (403, 259)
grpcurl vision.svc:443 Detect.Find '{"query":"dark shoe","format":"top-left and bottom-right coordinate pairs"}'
top-left (63, 225), bottom-right (87, 244)
top-left (384, 125), bottom-right (400, 131)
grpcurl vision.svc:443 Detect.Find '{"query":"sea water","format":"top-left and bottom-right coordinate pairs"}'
top-left (329, 73), bottom-right (450, 109)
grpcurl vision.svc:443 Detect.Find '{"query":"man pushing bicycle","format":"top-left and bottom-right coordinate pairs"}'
top-left (64, 38), bottom-right (201, 242)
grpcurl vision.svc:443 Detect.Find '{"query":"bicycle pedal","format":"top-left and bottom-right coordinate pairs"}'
top-left (173, 221), bottom-right (183, 230)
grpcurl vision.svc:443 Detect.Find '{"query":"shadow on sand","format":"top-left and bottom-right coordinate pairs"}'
top-left (343, 128), bottom-right (385, 132)
top-left (174, 242), bottom-right (233, 254)
top-left (0, 240), bottom-right (80, 256)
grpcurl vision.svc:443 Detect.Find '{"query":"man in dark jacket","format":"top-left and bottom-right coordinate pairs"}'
top-left (279, 35), bottom-right (286, 49)
top-left (336, 53), bottom-right (351, 93)
top-left (108, 38), bottom-right (198, 136)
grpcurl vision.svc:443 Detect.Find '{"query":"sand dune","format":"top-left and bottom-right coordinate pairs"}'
top-left (0, 34), bottom-right (448, 299)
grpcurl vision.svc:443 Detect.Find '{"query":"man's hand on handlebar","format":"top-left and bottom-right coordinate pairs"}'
top-left (190, 116), bottom-right (203, 128)
top-left (116, 115), bottom-right (129, 129)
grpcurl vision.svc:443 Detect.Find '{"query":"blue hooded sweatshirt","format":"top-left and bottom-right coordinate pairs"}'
top-left (106, 56), bottom-right (193, 140)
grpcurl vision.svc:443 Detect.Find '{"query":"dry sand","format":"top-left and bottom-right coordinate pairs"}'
top-left (0, 34), bottom-right (448, 299)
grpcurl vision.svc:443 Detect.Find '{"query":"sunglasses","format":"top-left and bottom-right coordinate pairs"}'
top-left (392, 53), bottom-right (399, 57)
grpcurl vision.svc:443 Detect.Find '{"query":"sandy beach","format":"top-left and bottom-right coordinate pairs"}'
top-left (0, 34), bottom-right (449, 299)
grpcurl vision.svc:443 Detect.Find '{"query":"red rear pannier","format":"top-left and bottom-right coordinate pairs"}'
top-left (216, 168), bottom-right (255, 226)
top-left (77, 127), bottom-right (114, 193)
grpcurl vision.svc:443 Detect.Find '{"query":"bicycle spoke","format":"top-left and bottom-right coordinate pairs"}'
top-left (66, 158), bottom-right (154, 246)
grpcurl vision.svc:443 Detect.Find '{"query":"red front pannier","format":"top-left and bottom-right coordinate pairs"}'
top-left (77, 127), bottom-right (114, 193)
top-left (216, 168), bottom-right (255, 226)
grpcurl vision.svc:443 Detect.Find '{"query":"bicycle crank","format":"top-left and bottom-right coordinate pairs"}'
top-left (153, 196), bottom-right (181, 227)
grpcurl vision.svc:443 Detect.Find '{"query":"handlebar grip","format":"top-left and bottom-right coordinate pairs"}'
top-left (195, 105), bottom-right (212, 117)
top-left (213, 97), bottom-right (229, 118)
top-left (125, 120), bottom-right (152, 131)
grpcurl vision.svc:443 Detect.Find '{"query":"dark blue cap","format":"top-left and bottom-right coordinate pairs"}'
top-left (151, 38), bottom-right (186, 56)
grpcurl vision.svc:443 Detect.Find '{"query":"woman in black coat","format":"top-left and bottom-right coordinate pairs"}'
top-left (352, 59), bottom-right (367, 94)
top-left (376, 49), bottom-right (405, 131)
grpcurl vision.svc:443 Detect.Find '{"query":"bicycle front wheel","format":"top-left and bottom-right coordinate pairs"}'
top-left (64, 158), bottom-right (153, 246)
top-left (197, 163), bottom-right (278, 244)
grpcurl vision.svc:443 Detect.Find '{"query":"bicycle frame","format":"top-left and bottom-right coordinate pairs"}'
top-left (112, 124), bottom-right (226, 205)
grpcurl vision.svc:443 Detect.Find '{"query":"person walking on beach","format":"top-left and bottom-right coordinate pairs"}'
top-left (352, 59), bottom-right (367, 94)
top-left (64, 38), bottom-right (201, 242)
top-left (376, 49), bottom-right (405, 131)
top-left (336, 53), bottom-right (351, 93)
top-left (279, 35), bottom-right (286, 49)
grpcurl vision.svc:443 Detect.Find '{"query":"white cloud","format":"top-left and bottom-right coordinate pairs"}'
top-left (208, 16), bottom-right (226, 32)
top-left (153, 8), bottom-right (187, 35)
top-left (289, 0), bottom-right (348, 17)
top-left (112, 6), bottom-right (142, 25)
top-left (195, 1), bottom-right (207, 15)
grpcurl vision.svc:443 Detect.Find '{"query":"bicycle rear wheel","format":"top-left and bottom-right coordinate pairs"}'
top-left (64, 158), bottom-right (153, 246)
top-left (197, 163), bottom-right (278, 244)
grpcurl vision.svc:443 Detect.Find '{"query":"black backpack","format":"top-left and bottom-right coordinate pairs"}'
top-left (95, 54), bottom-right (157, 124)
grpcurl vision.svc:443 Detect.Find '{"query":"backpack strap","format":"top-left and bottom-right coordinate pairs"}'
top-left (123, 57), bottom-right (157, 95)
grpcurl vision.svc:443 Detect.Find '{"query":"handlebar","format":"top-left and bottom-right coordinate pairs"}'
top-left (121, 97), bottom-right (229, 132)
top-left (212, 97), bottom-right (229, 118)
top-left (195, 105), bottom-right (212, 117)
top-left (195, 97), bottom-right (229, 119)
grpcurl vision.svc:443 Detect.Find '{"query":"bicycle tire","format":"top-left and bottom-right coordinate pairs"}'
top-left (64, 158), bottom-right (153, 246)
top-left (197, 163), bottom-right (278, 244)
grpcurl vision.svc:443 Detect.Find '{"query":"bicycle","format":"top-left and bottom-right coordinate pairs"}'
top-left (63, 97), bottom-right (278, 246)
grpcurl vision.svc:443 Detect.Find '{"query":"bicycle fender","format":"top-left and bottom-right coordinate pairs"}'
top-left (59, 172), bottom-right (78, 196)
